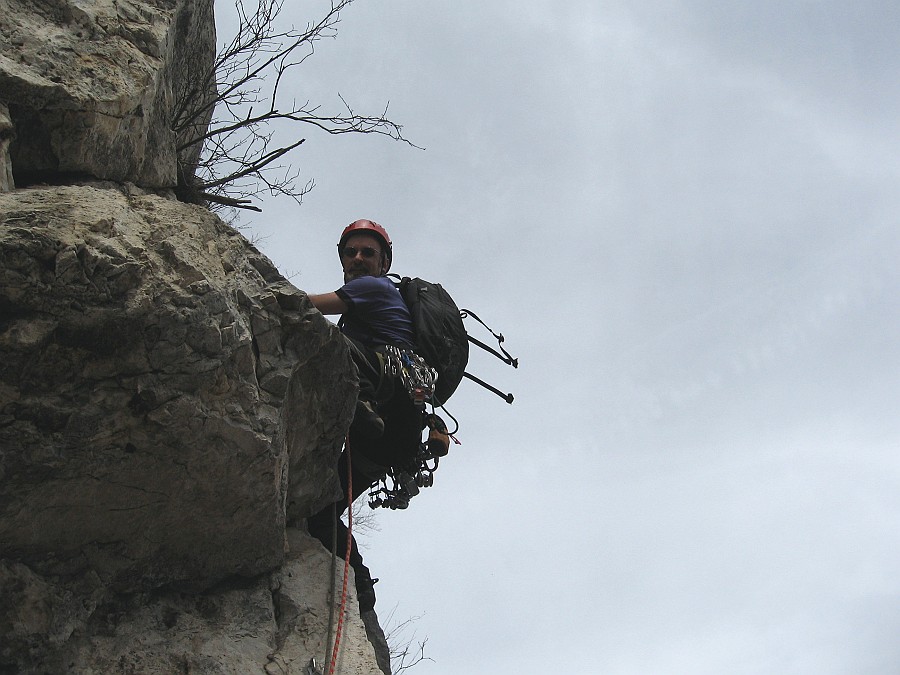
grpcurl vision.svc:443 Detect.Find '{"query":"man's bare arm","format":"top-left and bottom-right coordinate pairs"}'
top-left (308, 292), bottom-right (348, 315)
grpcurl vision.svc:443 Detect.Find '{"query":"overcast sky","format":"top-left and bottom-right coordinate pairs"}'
top-left (217, 2), bottom-right (899, 673)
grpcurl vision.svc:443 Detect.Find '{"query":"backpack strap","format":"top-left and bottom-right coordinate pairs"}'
top-left (460, 309), bottom-right (519, 368)
top-left (462, 372), bottom-right (515, 404)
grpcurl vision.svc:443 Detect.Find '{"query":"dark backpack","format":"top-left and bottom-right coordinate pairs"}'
top-left (396, 276), bottom-right (469, 407)
top-left (394, 275), bottom-right (518, 407)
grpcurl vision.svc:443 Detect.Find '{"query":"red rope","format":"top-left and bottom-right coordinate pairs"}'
top-left (328, 440), bottom-right (353, 675)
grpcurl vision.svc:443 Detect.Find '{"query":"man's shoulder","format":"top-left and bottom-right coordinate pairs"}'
top-left (342, 275), bottom-right (396, 293)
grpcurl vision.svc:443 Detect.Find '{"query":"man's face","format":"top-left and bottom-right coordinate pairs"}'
top-left (341, 233), bottom-right (387, 282)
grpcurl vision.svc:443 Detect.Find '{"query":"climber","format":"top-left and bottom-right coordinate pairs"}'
top-left (305, 219), bottom-right (424, 612)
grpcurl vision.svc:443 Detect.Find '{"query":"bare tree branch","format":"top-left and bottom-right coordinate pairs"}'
top-left (382, 607), bottom-right (434, 673)
top-left (172, 0), bottom-right (418, 212)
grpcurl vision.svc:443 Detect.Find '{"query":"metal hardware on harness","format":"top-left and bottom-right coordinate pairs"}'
top-left (368, 468), bottom-right (421, 510)
top-left (381, 345), bottom-right (435, 407)
top-left (367, 425), bottom-right (447, 510)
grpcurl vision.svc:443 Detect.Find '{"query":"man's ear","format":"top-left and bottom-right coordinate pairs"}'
top-left (380, 255), bottom-right (390, 274)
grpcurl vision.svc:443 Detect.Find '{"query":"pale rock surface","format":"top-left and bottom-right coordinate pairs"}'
top-left (0, 184), bottom-right (355, 590)
top-left (0, 184), bottom-right (387, 672)
top-left (2, 529), bottom-right (383, 674)
top-left (268, 529), bottom-right (387, 675)
top-left (0, 102), bottom-right (13, 191)
top-left (0, 0), bottom-right (216, 188)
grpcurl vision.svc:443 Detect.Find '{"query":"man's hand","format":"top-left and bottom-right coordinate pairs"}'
top-left (308, 292), bottom-right (348, 315)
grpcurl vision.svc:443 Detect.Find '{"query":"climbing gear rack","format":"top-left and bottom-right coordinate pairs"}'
top-left (379, 345), bottom-right (435, 407)
top-left (366, 413), bottom-right (456, 510)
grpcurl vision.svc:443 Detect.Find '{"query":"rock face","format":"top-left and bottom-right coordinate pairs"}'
top-left (0, 1), bottom-right (392, 672)
top-left (0, 0), bottom-right (216, 188)
top-left (0, 103), bottom-right (13, 191)
top-left (0, 184), bottom-right (353, 590)
top-left (0, 183), bottom-right (388, 673)
top-left (1, 528), bottom-right (384, 675)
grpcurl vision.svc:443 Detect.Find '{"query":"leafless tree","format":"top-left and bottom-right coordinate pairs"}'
top-left (337, 496), bottom-right (382, 555)
top-left (383, 608), bottom-right (433, 673)
top-left (346, 502), bottom-right (431, 671)
top-left (172, 0), bottom-right (416, 212)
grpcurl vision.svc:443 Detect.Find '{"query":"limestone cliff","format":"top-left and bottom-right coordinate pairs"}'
top-left (1, 1), bottom-right (390, 673)
top-left (0, 0), bottom-right (215, 188)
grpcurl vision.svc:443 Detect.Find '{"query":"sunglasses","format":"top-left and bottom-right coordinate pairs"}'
top-left (341, 246), bottom-right (381, 259)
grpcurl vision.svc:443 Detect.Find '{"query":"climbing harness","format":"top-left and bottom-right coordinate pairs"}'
top-left (363, 284), bottom-right (519, 511)
top-left (366, 345), bottom-right (454, 510)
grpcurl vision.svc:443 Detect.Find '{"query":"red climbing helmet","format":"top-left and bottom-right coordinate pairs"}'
top-left (337, 219), bottom-right (393, 270)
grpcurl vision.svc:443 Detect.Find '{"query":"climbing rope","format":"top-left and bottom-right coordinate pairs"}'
top-left (326, 439), bottom-right (353, 675)
top-left (323, 506), bottom-right (338, 671)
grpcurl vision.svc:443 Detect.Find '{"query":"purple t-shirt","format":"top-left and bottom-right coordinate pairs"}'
top-left (336, 275), bottom-right (415, 349)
